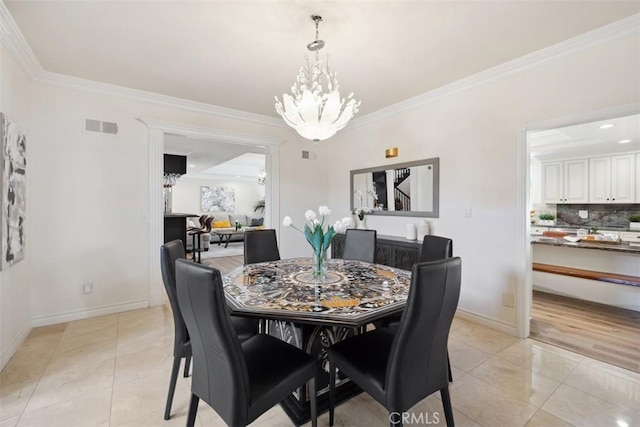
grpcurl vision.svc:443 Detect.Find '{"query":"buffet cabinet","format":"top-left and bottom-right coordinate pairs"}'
top-left (331, 233), bottom-right (422, 270)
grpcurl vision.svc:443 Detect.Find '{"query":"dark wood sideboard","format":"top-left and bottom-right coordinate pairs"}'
top-left (331, 233), bottom-right (422, 270)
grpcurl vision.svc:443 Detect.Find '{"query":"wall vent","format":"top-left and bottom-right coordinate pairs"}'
top-left (301, 150), bottom-right (310, 159)
top-left (84, 118), bottom-right (119, 135)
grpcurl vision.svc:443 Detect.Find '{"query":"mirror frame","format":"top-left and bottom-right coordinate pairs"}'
top-left (350, 157), bottom-right (440, 218)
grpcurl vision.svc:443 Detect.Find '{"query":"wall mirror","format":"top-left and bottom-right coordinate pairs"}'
top-left (350, 157), bottom-right (439, 218)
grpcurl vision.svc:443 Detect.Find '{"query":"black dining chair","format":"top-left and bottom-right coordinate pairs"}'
top-left (160, 240), bottom-right (259, 420)
top-left (244, 229), bottom-right (281, 265)
top-left (419, 235), bottom-right (453, 263)
top-left (328, 257), bottom-right (462, 427)
top-left (175, 260), bottom-right (318, 427)
top-left (342, 229), bottom-right (377, 263)
top-left (376, 234), bottom-right (455, 382)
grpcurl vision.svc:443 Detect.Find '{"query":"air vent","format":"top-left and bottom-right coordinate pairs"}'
top-left (302, 150), bottom-right (310, 159)
top-left (84, 118), bottom-right (119, 135)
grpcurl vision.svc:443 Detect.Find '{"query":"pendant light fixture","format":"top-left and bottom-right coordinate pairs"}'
top-left (275, 15), bottom-right (361, 142)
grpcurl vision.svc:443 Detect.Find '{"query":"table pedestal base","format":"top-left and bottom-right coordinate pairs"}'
top-left (268, 320), bottom-right (363, 425)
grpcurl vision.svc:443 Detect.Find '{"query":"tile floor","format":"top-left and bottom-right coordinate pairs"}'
top-left (1, 306), bottom-right (639, 427)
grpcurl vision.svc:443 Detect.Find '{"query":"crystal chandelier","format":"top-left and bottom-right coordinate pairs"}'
top-left (275, 15), bottom-right (361, 142)
top-left (257, 169), bottom-right (266, 185)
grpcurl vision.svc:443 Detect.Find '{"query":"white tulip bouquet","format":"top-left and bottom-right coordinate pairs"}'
top-left (283, 206), bottom-right (352, 277)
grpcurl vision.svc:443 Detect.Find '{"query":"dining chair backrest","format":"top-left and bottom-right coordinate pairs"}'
top-left (385, 257), bottom-right (461, 411)
top-left (342, 229), bottom-right (377, 263)
top-left (244, 229), bottom-right (281, 265)
top-left (418, 235), bottom-right (453, 262)
top-left (176, 259), bottom-right (251, 425)
top-left (160, 240), bottom-right (190, 357)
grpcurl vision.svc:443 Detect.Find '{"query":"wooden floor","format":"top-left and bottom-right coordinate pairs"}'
top-left (202, 254), bottom-right (244, 275)
top-left (530, 290), bottom-right (640, 373)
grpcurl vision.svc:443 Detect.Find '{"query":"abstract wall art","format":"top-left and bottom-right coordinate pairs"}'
top-left (201, 186), bottom-right (235, 212)
top-left (0, 113), bottom-right (27, 270)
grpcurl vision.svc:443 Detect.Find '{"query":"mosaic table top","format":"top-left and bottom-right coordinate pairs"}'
top-left (223, 258), bottom-right (412, 327)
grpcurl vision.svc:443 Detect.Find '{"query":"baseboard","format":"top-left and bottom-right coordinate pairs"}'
top-left (455, 308), bottom-right (518, 337)
top-left (31, 299), bottom-right (149, 327)
top-left (1, 320), bottom-right (32, 371)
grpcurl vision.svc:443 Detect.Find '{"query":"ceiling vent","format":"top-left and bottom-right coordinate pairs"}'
top-left (84, 118), bottom-right (118, 135)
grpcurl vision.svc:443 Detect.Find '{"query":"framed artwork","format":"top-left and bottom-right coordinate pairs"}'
top-left (0, 113), bottom-right (27, 270)
top-left (201, 186), bottom-right (235, 212)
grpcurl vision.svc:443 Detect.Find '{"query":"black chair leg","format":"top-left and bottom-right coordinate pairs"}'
top-left (309, 377), bottom-right (317, 427)
top-left (186, 393), bottom-right (199, 427)
top-left (164, 356), bottom-right (181, 420)
top-left (329, 362), bottom-right (336, 427)
top-left (191, 234), bottom-right (197, 263)
top-left (183, 356), bottom-right (191, 377)
top-left (447, 352), bottom-right (453, 382)
top-left (440, 387), bottom-right (455, 427)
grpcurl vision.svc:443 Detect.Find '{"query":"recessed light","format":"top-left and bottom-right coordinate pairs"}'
top-left (236, 175), bottom-right (241, 178)
top-left (619, 139), bottom-right (631, 144)
top-left (189, 164), bottom-right (196, 167)
top-left (600, 124), bottom-right (614, 129)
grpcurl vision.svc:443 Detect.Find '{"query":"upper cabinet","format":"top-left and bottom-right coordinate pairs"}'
top-left (589, 154), bottom-right (635, 203)
top-left (541, 159), bottom-right (588, 204)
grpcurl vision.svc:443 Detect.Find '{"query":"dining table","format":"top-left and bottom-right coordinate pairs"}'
top-left (222, 257), bottom-right (412, 424)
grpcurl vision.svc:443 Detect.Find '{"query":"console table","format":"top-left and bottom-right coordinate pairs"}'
top-left (331, 233), bottom-right (422, 270)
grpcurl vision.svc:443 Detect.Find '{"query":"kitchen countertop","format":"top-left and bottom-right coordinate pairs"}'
top-left (532, 224), bottom-right (639, 232)
top-left (531, 236), bottom-right (640, 254)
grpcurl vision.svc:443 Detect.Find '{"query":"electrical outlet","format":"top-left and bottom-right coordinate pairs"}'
top-left (464, 207), bottom-right (472, 218)
top-left (502, 292), bottom-right (515, 308)
top-left (579, 210), bottom-right (588, 219)
top-left (83, 283), bottom-right (94, 294)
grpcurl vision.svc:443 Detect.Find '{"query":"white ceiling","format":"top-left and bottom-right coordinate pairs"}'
top-left (6, 1), bottom-right (639, 118)
top-left (164, 133), bottom-right (265, 180)
top-left (530, 114), bottom-right (640, 160)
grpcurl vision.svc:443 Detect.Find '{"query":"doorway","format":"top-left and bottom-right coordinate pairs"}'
top-left (138, 118), bottom-right (283, 307)
top-left (521, 105), bottom-right (640, 372)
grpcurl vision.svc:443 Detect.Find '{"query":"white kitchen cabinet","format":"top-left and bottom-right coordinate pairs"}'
top-left (589, 155), bottom-right (635, 203)
top-left (541, 159), bottom-right (588, 204)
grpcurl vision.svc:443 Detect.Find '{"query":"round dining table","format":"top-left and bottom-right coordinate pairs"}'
top-left (222, 257), bottom-right (412, 424)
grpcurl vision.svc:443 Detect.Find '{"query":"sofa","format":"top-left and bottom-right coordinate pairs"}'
top-left (209, 214), bottom-right (264, 244)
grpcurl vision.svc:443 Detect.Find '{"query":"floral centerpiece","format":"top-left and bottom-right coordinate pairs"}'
top-left (283, 206), bottom-right (352, 278)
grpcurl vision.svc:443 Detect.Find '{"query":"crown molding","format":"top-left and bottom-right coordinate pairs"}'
top-left (0, 1), bottom-right (42, 79)
top-left (348, 13), bottom-right (640, 130)
top-left (38, 71), bottom-right (286, 128)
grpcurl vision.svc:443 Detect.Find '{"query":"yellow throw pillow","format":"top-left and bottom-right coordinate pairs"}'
top-left (213, 220), bottom-right (231, 228)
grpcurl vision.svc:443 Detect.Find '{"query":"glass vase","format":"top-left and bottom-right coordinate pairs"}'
top-left (312, 249), bottom-right (326, 281)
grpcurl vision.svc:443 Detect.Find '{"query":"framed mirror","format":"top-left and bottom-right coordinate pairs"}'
top-left (350, 158), bottom-right (439, 217)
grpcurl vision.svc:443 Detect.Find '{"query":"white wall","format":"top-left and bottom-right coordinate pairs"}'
top-left (326, 31), bottom-right (640, 331)
top-left (171, 176), bottom-right (265, 219)
top-left (0, 45), bottom-right (33, 369)
top-left (23, 82), bottom-right (327, 326)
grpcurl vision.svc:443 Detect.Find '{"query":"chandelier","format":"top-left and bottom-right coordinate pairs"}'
top-left (257, 169), bottom-right (266, 185)
top-left (275, 15), bottom-right (361, 142)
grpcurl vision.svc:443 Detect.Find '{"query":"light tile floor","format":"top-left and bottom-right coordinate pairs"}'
top-left (1, 306), bottom-right (639, 427)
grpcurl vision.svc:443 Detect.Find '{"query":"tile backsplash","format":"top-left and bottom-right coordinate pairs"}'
top-left (556, 204), bottom-right (640, 229)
